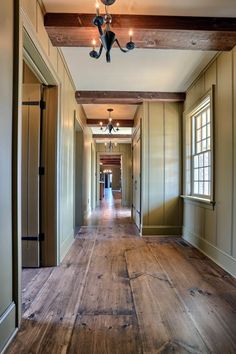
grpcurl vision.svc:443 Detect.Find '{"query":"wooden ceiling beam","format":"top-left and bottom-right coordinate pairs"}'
top-left (44, 13), bottom-right (236, 51)
top-left (78, 91), bottom-right (185, 105)
top-left (87, 119), bottom-right (134, 127)
top-left (93, 134), bottom-right (131, 139)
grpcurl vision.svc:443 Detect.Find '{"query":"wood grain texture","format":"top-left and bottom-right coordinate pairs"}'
top-left (44, 13), bottom-right (236, 51)
top-left (76, 91), bottom-right (186, 105)
top-left (7, 193), bottom-right (236, 353)
top-left (149, 240), bottom-right (236, 353)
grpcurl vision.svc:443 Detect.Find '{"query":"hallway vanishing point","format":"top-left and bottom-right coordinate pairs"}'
top-left (7, 190), bottom-right (236, 354)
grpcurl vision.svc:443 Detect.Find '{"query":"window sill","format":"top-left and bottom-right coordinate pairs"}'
top-left (181, 195), bottom-right (215, 209)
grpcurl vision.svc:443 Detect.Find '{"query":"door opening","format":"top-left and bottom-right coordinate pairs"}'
top-left (99, 154), bottom-right (121, 201)
top-left (74, 119), bottom-right (83, 231)
top-left (21, 61), bottom-right (58, 268)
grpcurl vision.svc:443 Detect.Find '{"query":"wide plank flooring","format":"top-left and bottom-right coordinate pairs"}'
top-left (7, 189), bottom-right (236, 354)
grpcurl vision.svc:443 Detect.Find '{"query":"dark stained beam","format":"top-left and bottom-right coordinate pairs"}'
top-left (78, 91), bottom-right (185, 105)
top-left (87, 119), bottom-right (134, 127)
top-left (44, 13), bottom-right (236, 51)
top-left (93, 134), bottom-right (132, 139)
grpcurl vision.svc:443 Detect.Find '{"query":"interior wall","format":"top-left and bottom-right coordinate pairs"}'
top-left (77, 105), bottom-right (95, 220)
top-left (23, 61), bottom-right (40, 83)
top-left (0, 0), bottom-right (17, 350)
top-left (20, 0), bottom-right (95, 262)
top-left (141, 102), bottom-right (183, 235)
top-left (183, 48), bottom-right (236, 277)
top-left (96, 144), bottom-right (132, 207)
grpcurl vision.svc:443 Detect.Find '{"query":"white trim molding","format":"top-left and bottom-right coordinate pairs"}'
top-left (183, 227), bottom-right (236, 277)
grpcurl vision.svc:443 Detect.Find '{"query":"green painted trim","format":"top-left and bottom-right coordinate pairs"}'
top-left (141, 226), bottom-right (182, 236)
top-left (0, 303), bottom-right (16, 353)
top-left (183, 227), bottom-right (236, 278)
top-left (60, 233), bottom-right (74, 263)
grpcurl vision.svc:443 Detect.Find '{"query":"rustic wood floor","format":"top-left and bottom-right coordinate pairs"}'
top-left (7, 189), bottom-right (236, 354)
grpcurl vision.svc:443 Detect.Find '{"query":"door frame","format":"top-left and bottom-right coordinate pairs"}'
top-left (13, 15), bottom-right (62, 326)
top-left (96, 151), bottom-right (124, 206)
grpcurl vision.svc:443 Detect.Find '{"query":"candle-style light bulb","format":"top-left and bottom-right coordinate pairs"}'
top-left (95, 2), bottom-right (100, 16)
top-left (92, 39), bottom-right (96, 50)
top-left (129, 30), bottom-right (133, 42)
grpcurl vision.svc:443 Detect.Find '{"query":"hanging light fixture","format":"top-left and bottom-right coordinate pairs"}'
top-left (100, 108), bottom-right (120, 133)
top-left (104, 140), bottom-right (118, 151)
top-left (89, 0), bottom-right (135, 63)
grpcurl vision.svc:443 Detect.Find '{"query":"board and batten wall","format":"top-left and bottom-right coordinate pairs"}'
top-left (96, 144), bottom-right (132, 207)
top-left (20, 0), bottom-right (95, 262)
top-left (0, 0), bottom-right (18, 351)
top-left (183, 48), bottom-right (236, 277)
top-left (141, 102), bottom-right (183, 235)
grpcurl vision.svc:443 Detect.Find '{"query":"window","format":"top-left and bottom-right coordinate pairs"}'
top-left (191, 96), bottom-right (212, 199)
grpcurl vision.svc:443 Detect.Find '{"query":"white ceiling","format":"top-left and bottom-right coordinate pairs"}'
top-left (84, 104), bottom-right (137, 119)
top-left (43, 0), bottom-right (236, 17)
top-left (62, 47), bottom-right (216, 92)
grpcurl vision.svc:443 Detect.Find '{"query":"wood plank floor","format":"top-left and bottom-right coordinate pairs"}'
top-left (7, 189), bottom-right (236, 354)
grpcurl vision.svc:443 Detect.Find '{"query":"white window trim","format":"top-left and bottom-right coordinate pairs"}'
top-left (183, 87), bottom-right (215, 206)
top-left (191, 97), bottom-right (211, 199)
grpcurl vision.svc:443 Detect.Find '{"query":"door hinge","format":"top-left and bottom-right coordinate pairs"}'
top-left (22, 233), bottom-right (44, 241)
top-left (38, 233), bottom-right (45, 241)
top-left (39, 166), bottom-right (45, 175)
top-left (40, 100), bottom-right (46, 110)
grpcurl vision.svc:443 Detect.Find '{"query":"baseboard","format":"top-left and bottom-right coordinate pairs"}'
top-left (0, 303), bottom-right (16, 354)
top-left (141, 225), bottom-right (182, 236)
top-left (60, 232), bottom-right (74, 262)
top-left (183, 227), bottom-right (236, 277)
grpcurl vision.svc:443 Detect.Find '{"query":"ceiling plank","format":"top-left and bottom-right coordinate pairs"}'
top-left (44, 13), bottom-right (236, 51)
top-left (78, 91), bottom-right (185, 104)
top-left (88, 119), bottom-right (134, 127)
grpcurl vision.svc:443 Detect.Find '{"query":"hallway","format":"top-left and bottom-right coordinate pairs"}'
top-left (7, 192), bottom-right (236, 354)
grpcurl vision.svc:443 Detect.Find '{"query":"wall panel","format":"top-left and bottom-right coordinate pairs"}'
top-left (233, 46), bottom-right (236, 258)
top-left (215, 52), bottom-right (233, 253)
top-left (141, 102), bottom-right (182, 235)
top-left (183, 48), bottom-right (236, 277)
top-left (21, 0), bottom-right (37, 28)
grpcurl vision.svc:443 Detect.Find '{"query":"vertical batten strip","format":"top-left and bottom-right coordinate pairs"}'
top-left (232, 47), bottom-right (236, 258)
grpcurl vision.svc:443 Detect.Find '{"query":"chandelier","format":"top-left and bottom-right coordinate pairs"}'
top-left (100, 108), bottom-right (120, 133)
top-left (89, 0), bottom-right (135, 63)
top-left (104, 140), bottom-right (118, 151)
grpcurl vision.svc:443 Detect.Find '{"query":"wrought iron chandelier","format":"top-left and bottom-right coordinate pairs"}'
top-left (89, 0), bottom-right (135, 63)
top-left (100, 108), bottom-right (120, 133)
top-left (104, 141), bottom-right (118, 151)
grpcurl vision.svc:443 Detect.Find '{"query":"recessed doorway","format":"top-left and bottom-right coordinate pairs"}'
top-left (99, 154), bottom-right (121, 201)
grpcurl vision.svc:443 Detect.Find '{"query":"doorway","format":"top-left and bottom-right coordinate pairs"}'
top-left (99, 154), bottom-right (122, 201)
top-left (132, 128), bottom-right (141, 230)
top-left (74, 119), bottom-right (83, 231)
top-left (21, 61), bottom-right (58, 268)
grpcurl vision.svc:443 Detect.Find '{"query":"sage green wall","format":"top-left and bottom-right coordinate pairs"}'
top-left (141, 102), bottom-right (183, 235)
top-left (183, 48), bottom-right (236, 277)
top-left (0, 0), bottom-right (17, 351)
top-left (96, 144), bottom-right (132, 207)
